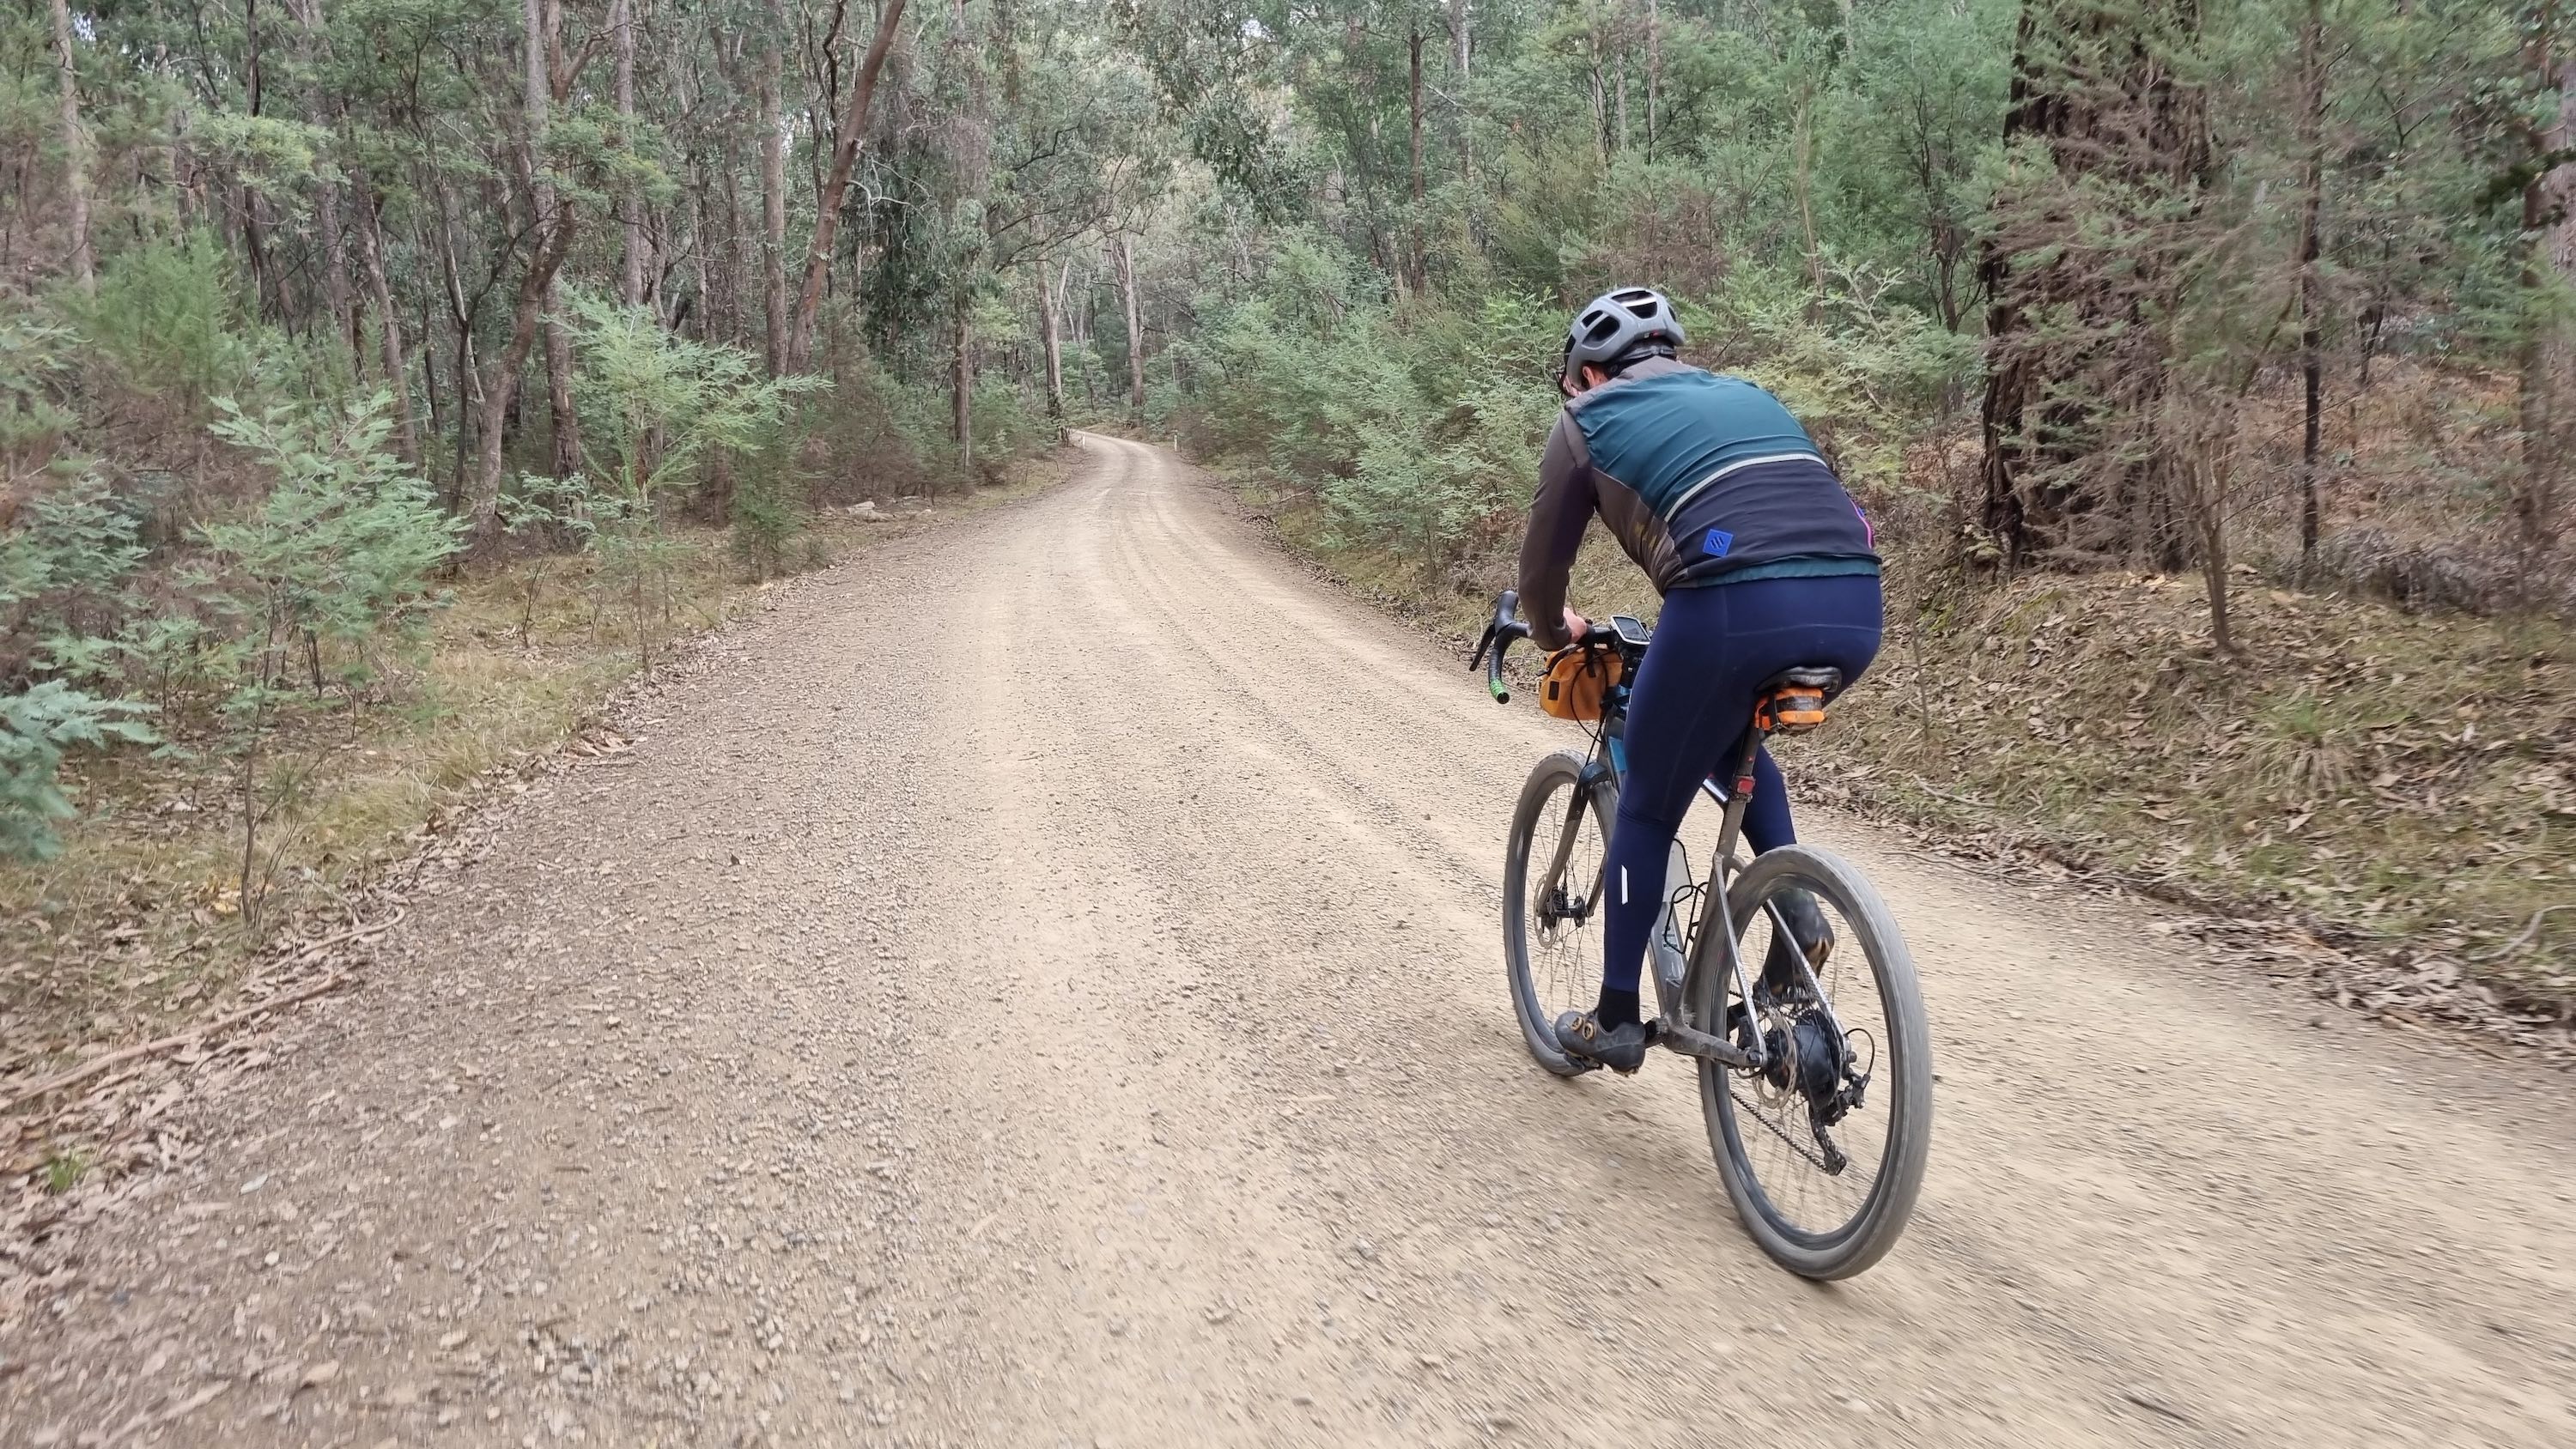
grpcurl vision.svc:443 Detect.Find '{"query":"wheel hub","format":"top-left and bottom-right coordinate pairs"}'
top-left (1763, 1008), bottom-right (1867, 1128)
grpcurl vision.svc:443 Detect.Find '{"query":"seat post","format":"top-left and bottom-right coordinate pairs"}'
top-left (1728, 715), bottom-right (1767, 803)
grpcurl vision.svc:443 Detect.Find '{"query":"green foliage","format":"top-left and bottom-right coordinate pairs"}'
top-left (970, 374), bottom-right (1047, 476)
top-left (729, 459), bottom-right (809, 579)
top-left (0, 312), bottom-right (79, 460)
top-left (1194, 237), bottom-right (1965, 571)
top-left (1691, 262), bottom-right (1975, 495)
top-left (186, 112), bottom-right (334, 201)
top-left (201, 391), bottom-right (463, 694)
top-left (1196, 262), bottom-right (1565, 572)
top-left (570, 294), bottom-right (824, 502)
top-left (60, 233), bottom-right (256, 406)
top-left (40, 1143), bottom-right (95, 1195)
top-left (501, 300), bottom-right (828, 664)
top-left (0, 682), bottom-right (155, 861)
top-left (2, 472), bottom-right (146, 658)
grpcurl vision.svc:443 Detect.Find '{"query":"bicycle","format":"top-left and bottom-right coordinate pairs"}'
top-left (1468, 588), bottom-right (1932, 1279)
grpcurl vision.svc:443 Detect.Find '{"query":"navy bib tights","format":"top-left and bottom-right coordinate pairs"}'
top-left (1600, 573), bottom-right (1884, 999)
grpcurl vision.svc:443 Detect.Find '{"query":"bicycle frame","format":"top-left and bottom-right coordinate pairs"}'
top-left (1528, 637), bottom-right (1844, 1075)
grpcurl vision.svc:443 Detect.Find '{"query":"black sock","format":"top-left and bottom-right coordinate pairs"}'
top-left (1595, 986), bottom-right (1641, 1030)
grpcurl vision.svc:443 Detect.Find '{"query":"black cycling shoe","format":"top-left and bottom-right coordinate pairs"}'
top-left (1552, 1009), bottom-right (1649, 1073)
top-left (1728, 891), bottom-right (1838, 1046)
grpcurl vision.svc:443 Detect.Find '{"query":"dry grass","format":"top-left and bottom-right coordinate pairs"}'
top-left (0, 455), bottom-right (1074, 1061)
top-left (1826, 569), bottom-right (2573, 1014)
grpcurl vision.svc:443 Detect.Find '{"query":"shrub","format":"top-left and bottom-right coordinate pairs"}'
top-left (0, 682), bottom-right (155, 861)
top-left (3, 471), bottom-right (145, 677)
top-left (60, 232), bottom-right (256, 409)
top-left (730, 436), bottom-right (814, 579)
top-left (513, 296), bottom-right (823, 664)
top-left (201, 391), bottom-right (464, 695)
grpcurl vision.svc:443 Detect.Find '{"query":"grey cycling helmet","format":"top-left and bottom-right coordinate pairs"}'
top-left (1562, 286), bottom-right (1686, 375)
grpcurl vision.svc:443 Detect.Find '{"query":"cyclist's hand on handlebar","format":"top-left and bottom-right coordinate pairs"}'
top-left (1561, 609), bottom-right (1590, 644)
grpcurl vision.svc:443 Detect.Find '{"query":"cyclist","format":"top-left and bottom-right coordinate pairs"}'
top-left (1521, 287), bottom-right (1884, 1072)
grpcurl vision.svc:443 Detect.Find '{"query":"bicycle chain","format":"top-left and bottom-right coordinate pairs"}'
top-left (1733, 1083), bottom-right (1833, 1173)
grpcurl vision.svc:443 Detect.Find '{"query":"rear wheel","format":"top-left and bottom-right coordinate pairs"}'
top-left (1501, 751), bottom-right (1615, 1076)
top-left (1690, 845), bottom-right (1932, 1278)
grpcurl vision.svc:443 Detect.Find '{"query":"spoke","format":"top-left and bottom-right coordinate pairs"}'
top-left (1722, 884), bottom-right (1892, 1236)
top-left (1524, 782), bottom-right (1607, 1029)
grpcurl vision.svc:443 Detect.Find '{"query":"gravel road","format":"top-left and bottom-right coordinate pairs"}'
top-left (7, 433), bottom-right (2572, 1447)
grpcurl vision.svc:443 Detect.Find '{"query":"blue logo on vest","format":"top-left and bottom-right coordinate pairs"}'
top-left (1702, 528), bottom-right (1735, 558)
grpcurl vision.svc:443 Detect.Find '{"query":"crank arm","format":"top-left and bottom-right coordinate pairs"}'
top-left (1654, 1016), bottom-right (1765, 1071)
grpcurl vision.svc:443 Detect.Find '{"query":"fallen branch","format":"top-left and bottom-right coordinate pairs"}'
top-left (2473, 904), bottom-right (2573, 963)
top-left (0, 911), bottom-right (402, 1119)
top-left (276, 911), bottom-right (405, 967)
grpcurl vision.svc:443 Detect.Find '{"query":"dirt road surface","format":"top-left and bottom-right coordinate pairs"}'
top-left (7, 434), bottom-right (2573, 1448)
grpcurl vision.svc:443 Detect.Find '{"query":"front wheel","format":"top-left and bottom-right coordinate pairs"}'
top-left (1501, 750), bottom-right (1615, 1076)
top-left (1691, 844), bottom-right (1932, 1279)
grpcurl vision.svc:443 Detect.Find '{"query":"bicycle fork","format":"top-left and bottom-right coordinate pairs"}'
top-left (1532, 764), bottom-right (1607, 935)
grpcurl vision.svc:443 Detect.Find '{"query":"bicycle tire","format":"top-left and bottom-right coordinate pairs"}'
top-left (1689, 844), bottom-right (1932, 1279)
top-left (1501, 750), bottom-right (1616, 1076)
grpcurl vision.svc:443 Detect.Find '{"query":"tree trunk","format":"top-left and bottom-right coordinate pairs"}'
top-left (1586, 17), bottom-right (1607, 167)
top-left (787, 0), bottom-right (912, 373)
top-left (469, 211), bottom-right (576, 542)
top-left (1040, 260), bottom-right (1066, 429)
top-left (761, 0), bottom-right (790, 375)
top-left (1977, 0), bottom-right (2212, 569)
top-left (1794, 82), bottom-right (1824, 317)
top-left (721, 151), bottom-right (748, 351)
top-left (616, 0), bottom-right (645, 307)
top-left (243, 0), bottom-right (277, 319)
top-left (432, 191), bottom-right (478, 506)
top-left (2515, 18), bottom-right (2575, 595)
top-left (419, 300), bottom-right (443, 444)
top-left (315, 186), bottom-right (355, 356)
top-left (1613, 50), bottom-right (1628, 155)
top-left (451, 320), bottom-right (476, 510)
top-left (2294, 0), bottom-right (2325, 563)
top-left (245, 192), bottom-right (286, 324)
top-left (538, 0), bottom-right (580, 478)
top-left (544, 300), bottom-right (580, 476)
top-left (349, 173), bottom-right (417, 464)
top-left (288, 0), bottom-right (356, 355)
top-left (1449, 0), bottom-right (1471, 185)
top-left (1116, 233), bottom-right (1145, 419)
top-left (683, 177), bottom-right (709, 337)
top-left (46, 0), bottom-right (92, 292)
top-left (2194, 439), bottom-right (2233, 658)
top-left (465, 0), bottom-right (581, 543)
top-left (1646, 0), bottom-right (1661, 159)
top-left (1408, 27), bottom-right (1425, 289)
top-left (952, 292), bottom-right (974, 474)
